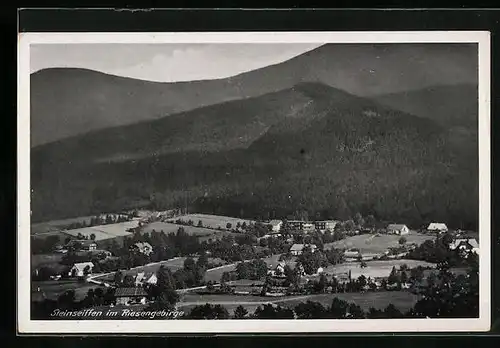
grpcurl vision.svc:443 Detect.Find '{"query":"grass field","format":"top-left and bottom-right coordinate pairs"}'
top-left (60, 221), bottom-right (138, 241)
top-left (31, 215), bottom-right (97, 235)
top-left (32, 253), bottom-right (64, 269)
top-left (313, 259), bottom-right (435, 280)
top-left (174, 214), bottom-right (254, 230)
top-left (276, 291), bottom-right (421, 312)
top-left (32, 279), bottom-right (100, 301)
top-left (141, 221), bottom-right (240, 242)
top-left (177, 290), bottom-right (420, 315)
top-left (324, 232), bottom-right (435, 254)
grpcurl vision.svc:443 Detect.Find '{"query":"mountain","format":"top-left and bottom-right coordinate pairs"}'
top-left (30, 43), bottom-right (477, 146)
top-left (372, 84), bottom-right (478, 128)
top-left (31, 82), bottom-right (478, 229)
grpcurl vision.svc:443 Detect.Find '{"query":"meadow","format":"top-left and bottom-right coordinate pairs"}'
top-left (312, 259), bottom-right (435, 280)
top-left (60, 221), bottom-right (138, 241)
top-left (173, 214), bottom-right (254, 231)
top-left (324, 232), bottom-right (435, 254)
top-left (32, 279), bottom-right (100, 301)
top-left (276, 291), bottom-right (422, 312)
top-left (141, 221), bottom-right (240, 242)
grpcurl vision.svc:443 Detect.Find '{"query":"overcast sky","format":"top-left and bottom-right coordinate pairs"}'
top-left (30, 43), bottom-right (323, 82)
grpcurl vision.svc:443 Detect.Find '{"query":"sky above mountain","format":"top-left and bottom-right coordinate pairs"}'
top-left (30, 43), bottom-right (323, 82)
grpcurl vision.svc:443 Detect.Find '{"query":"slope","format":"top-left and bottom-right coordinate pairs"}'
top-left (372, 84), bottom-right (478, 128)
top-left (31, 82), bottom-right (478, 229)
top-left (30, 43), bottom-right (477, 146)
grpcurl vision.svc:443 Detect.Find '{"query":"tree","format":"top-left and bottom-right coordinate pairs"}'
top-left (188, 304), bottom-right (229, 319)
top-left (383, 304), bottom-right (403, 318)
top-left (357, 275), bottom-right (367, 289)
top-left (113, 271), bottom-right (123, 286)
top-left (398, 236), bottom-right (407, 245)
top-left (183, 257), bottom-right (196, 272)
top-left (328, 298), bottom-right (349, 318)
top-left (360, 260), bottom-right (368, 268)
top-left (226, 223), bottom-right (232, 230)
top-left (148, 265), bottom-right (179, 310)
top-left (233, 305), bottom-right (249, 319)
top-left (254, 304), bottom-right (294, 319)
top-left (354, 212), bottom-right (364, 227)
top-left (365, 215), bottom-right (376, 229)
top-left (90, 233), bottom-right (96, 241)
top-left (387, 266), bottom-right (400, 285)
top-left (122, 275), bottom-right (135, 287)
top-left (295, 301), bottom-right (327, 319)
top-left (197, 220), bottom-right (203, 227)
top-left (347, 303), bottom-right (365, 319)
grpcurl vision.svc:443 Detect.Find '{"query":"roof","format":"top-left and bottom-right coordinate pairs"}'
top-left (387, 224), bottom-right (408, 231)
top-left (427, 223), bottom-right (448, 230)
top-left (114, 287), bottom-right (148, 297)
top-left (269, 220), bottom-right (282, 226)
top-left (450, 238), bottom-right (479, 249)
top-left (290, 244), bottom-right (317, 252)
top-left (67, 239), bottom-right (97, 247)
top-left (72, 262), bottom-right (94, 272)
top-left (132, 242), bottom-right (153, 249)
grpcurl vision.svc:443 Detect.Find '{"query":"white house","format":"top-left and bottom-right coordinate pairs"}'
top-left (302, 223), bottom-right (315, 233)
top-left (289, 244), bottom-right (317, 256)
top-left (314, 220), bottom-right (338, 232)
top-left (68, 262), bottom-right (94, 277)
top-left (269, 220), bottom-right (283, 232)
top-left (427, 223), bottom-right (448, 234)
top-left (387, 224), bottom-right (410, 235)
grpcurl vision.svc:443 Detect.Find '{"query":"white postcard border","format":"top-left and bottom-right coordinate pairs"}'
top-left (18, 31), bottom-right (491, 333)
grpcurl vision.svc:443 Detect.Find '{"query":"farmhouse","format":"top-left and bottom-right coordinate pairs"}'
top-left (289, 243), bottom-right (317, 256)
top-left (68, 262), bottom-right (94, 277)
top-left (427, 223), bottom-right (448, 234)
top-left (66, 239), bottom-right (97, 251)
top-left (314, 220), bottom-right (338, 232)
top-left (114, 287), bottom-right (148, 305)
top-left (449, 238), bottom-right (479, 255)
top-left (134, 272), bottom-right (158, 286)
top-left (268, 220), bottom-right (283, 232)
top-left (129, 242), bottom-right (153, 256)
top-left (386, 224), bottom-right (409, 235)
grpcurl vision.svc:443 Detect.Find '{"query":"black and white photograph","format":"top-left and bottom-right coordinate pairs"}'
top-left (17, 31), bottom-right (491, 333)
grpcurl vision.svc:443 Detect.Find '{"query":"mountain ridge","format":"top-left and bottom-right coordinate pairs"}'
top-left (30, 43), bottom-right (478, 146)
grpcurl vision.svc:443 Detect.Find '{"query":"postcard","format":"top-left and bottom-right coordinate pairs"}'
top-left (17, 31), bottom-right (491, 333)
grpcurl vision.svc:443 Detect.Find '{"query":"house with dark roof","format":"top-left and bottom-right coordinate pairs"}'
top-left (114, 287), bottom-right (149, 305)
top-left (66, 239), bottom-right (98, 251)
top-left (289, 243), bottom-right (317, 256)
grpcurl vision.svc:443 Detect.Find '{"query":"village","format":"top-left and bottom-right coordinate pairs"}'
top-left (31, 209), bottom-right (480, 319)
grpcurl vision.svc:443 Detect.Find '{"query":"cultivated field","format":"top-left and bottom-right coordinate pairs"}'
top-left (141, 222), bottom-right (240, 242)
top-left (324, 232), bottom-right (434, 254)
top-left (174, 214), bottom-right (254, 230)
top-left (61, 221), bottom-right (139, 241)
top-left (314, 259), bottom-right (435, 280)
